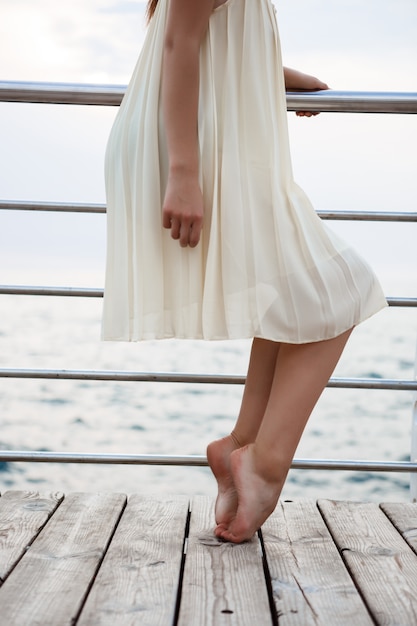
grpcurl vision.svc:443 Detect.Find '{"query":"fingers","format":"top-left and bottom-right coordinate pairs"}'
top-left (162, 175), bottom-right (204, 247)
top-left (169, 217), bottom-right (181, 241)
top-left (163, 213), bottom-right (203, 248)
top-left (296, 111), bottom-right (320, 117)
top-left (188, 219), bottom-right (202, 248)
top-left (162, 210), bottom-right (173, 230)
top-left (176, 217), bottom-right (201, 248)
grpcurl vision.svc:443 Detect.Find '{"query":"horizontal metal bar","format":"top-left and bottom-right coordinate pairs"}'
top-left (0, 200), bottom-right (106, 214)
top-left (0, 81), bottom-right (416, 113)
top-left (0, 285), bottom-right (103, 297)
top-left (0, 450), bottom-right (416, 472)
top-left (0, 286), bottom-right (414, 308)
top-left (317, 210), bottom-right (417, 222)
top-left (286, 90), bottom-right (417, 114)
top-left (1, 200), bottom-right (416, 221)
top-left (292, 459), bottom-right (417, 472)
top-left (0, 368), bottom-right (415, 391)
top-left (0, 368), bottom-right (245, 385)
top-left (382, 298), bottom-right (416, 307)
top-left (326, 378), bottom-right (417, 391)
top-left (0, 81), bottom-right (125, 107)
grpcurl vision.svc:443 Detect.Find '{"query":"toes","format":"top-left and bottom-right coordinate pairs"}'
top-left (214, 515), bottom-right (255, 543)
top-left (214, 522), bottom-right (227, 537)
top-left (217, 528), bottom-right (252, 544)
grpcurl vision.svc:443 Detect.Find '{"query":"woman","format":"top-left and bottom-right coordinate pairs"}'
top-left (102, 0), bottom-right (387, 542)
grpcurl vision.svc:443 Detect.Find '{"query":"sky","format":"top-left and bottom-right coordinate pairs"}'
top-left (0, 0), bottom-right (416, 295)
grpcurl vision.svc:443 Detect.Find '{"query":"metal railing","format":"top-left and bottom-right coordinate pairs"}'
top-left (1, 199), bottom-right (417, 222)
top-left (0, 450), bottom-right (416, 474)
top-left (1, 82), bottom-right (417, 496)
top-left (0, 285), bottom-right (416, 307)
top-left (0, 368), bottom-right (416, 391)
top-left (1, 81), bottom-right (417, 113)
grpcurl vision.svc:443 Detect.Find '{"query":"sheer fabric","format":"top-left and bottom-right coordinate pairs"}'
top-left (102, 0), bottom-right (386, 342)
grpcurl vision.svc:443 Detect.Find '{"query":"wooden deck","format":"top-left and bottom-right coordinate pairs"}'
top-left (0, 492), bottom-right (417, 625)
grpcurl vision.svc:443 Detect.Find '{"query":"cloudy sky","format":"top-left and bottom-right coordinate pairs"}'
top-left (0, 0), bottom-right (416, 294)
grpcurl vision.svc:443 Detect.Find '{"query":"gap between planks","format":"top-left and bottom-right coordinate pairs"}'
top-left (1, 492), bottom-right (417, 625)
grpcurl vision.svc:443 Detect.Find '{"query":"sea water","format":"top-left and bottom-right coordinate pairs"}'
top-left (0, 0), bottom-right (416, 504)
top-left (0, 274), bottom-right (416, 503)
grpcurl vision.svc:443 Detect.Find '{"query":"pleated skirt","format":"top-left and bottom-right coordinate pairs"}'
top-left (102, 0), bottom-right (387, 342)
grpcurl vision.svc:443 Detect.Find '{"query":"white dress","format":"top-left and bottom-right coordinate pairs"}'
top-left (102, 0), bottom-right (387, 342)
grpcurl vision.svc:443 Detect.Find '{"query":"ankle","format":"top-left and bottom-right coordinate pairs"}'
top-left (230, 431), bottom-right (243, 448)
top-left (251, 443), bottom-right (290, 484)
top-left (230, 429), bottom-right (256, 448)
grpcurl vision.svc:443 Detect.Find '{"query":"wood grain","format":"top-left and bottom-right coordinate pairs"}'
top-left (0, 490), bottom-right (63, 584)
top-left (78, 494), bottom-right (189, 626)
top-left (319, 499), bottom-right (417, 625)
top-left (178, 495), bottom-right (272, 626)
top-left (380, 501), bottom-right (417, 554)
top-left (2, 492), bottom-right (416, 626)
top-left (262, 499), bottom-right (373, 625)
top-left (0, 492), bottom-right (126, 626)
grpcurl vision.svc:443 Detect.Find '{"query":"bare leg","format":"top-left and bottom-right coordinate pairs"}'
top-left (218, 328), bottom-right (353, 543)
top-left (206, 338), bottom-right (280, 529)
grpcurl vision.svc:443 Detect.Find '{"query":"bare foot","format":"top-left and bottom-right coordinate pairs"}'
top-left (217, 444), bottom-right (285, 543)
top-left (206, 435), bottom-right (241, 532)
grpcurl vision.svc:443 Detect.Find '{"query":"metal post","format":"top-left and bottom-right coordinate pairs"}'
top-left (411, 339), bottom-right (417, 502)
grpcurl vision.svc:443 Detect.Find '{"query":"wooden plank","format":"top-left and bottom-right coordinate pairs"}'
top-left (318, 499), bottom-right (417, 626)
top-left (177, 495), bottom-right (272, 626)
top-left (261, 500), bottom-right (373, 625)
top-left (0, 492), bottom-right (126, 626)
top-left (0, 490), bottom-right (63, 584)
top-left (380, 502), bottom-right (417, 554)
top-left (77, 494), bottom-right (189, 626)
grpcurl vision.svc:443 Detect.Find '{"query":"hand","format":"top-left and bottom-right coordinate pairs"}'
top-left (162, 171), bottom-right (204, 248)
top-left (296, 109), bottom-right (323, 118)
top-left (283, 67), bottom-right (329, 117)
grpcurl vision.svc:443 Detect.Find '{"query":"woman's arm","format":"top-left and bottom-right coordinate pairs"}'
top-left (283, 67), bottom-right (329, 117)
top-left (161, 0), bottom-right (215, 248)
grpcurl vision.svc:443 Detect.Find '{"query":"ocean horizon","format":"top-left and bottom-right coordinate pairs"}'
top-left (0, 0), bottom-right (416, 503)
top-left (0, 267), bottom-right (415, 503)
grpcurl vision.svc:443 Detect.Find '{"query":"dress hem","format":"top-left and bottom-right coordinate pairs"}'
top-left (101, 297), bottom-right (388, 345)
